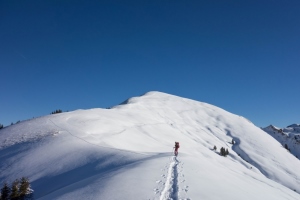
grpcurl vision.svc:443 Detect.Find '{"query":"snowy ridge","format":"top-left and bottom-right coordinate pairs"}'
top-left (1, 91), bottom-right (300, 199)
top-left (262, 124), bottom-right (300, 159)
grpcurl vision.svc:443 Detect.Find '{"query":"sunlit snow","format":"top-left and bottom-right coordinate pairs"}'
top-left (1, 91), bottom-right (299, 199)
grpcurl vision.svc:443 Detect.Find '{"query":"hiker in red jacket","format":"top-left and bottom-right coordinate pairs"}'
top-left (174, 142), bottom-right (180, 156)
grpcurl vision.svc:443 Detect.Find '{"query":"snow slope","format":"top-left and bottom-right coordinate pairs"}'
top-left (1, 91), bottom-right (300, 199)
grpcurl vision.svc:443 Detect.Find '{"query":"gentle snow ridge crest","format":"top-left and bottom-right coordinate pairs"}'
top-left (1, 91), bottom-right (300, 199)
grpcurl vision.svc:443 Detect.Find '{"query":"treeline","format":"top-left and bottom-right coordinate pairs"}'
top-left (0, 109), bottom-right (67, 129)
top-left (51, 109), bottom-right (63, 114)
top-left (0, 121), bottom-right (21, 128)
top-left (0, 177), bottom-right (33, 200)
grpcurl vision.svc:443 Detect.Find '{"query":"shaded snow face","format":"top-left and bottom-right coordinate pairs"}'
top-left (1, 91), bottom-right (300, 199)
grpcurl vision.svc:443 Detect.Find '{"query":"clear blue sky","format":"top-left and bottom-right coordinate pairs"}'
top-left (1, 0), bottom-right (299, 128)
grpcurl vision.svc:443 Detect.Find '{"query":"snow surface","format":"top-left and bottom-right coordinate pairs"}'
top-left (1, 91), bottom-right (300, 199)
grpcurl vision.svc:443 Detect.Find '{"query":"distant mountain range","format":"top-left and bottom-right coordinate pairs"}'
top-left (262, 124), bottom-right (300, 159)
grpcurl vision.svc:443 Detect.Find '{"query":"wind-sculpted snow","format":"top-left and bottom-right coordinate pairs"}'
top-left (0, 91), bottom-right (300, 199)
top-left (0, 118), bottom-right (60, 149)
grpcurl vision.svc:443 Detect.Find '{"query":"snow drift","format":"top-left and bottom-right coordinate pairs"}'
top-left (0, 91), bottom-right (300, 199)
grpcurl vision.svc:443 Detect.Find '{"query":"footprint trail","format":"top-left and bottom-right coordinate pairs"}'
top-left (159, 156), bottom-right (180, 200)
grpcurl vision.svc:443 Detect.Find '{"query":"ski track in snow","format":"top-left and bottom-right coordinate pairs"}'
top-left (157, 156), bottom-right (190, 200)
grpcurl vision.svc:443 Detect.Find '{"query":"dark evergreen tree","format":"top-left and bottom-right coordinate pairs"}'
top-left (1, 183), bottom-right (11, 200)
top-left (232, 139), bottom-right (234, 144)
top-left (285, 144), bottom-right (288, 150)
top-left (220, 147), bottom-right (224, 156)
top-left (225, 149), bottom-right (229, 156)
top-left (219, 147), bottom-right (229, 157)
top-left (10, 179), bottom-right (20, 200)
top-left (213, 145), bottom-right (217, 151)
top-left (0, 124), bottom-right (3, 129)
top-left (51, 109), bottom-right (63, 114)
top-left (19, 177), bottom-right (32, 200)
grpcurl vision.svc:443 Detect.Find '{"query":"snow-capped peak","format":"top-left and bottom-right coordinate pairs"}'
top-left (1, 92), bottom-right (300, 199)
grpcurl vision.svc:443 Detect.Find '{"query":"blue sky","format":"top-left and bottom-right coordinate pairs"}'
top-left (1, 0), bottom-right (299, 128)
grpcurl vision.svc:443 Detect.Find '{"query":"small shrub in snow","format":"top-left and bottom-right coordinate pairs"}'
top-left (213, 145), bottom-right (217, 151)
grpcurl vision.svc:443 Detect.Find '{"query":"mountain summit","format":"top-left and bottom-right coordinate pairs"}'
top-left (1, 91), bottom-right (300, 199)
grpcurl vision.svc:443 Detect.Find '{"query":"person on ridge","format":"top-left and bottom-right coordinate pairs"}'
top-left (174, 142), bottom-right (180, 156)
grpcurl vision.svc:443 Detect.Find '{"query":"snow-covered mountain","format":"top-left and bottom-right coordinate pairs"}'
top-left (1, 91), bottom-right (300, 200)
top-left (262, 124), bottom-right (300, 159)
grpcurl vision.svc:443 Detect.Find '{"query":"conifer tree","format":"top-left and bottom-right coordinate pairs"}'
top-left (10, 179), bottom-right (20, 200)
top-left (0, 124), bottom-right (3, 129)
top-left (51, 109), bottom-right (63, 114)
top-left (1, 183), bottom-right (11, 200)
top-left (19, 177), bottom-right (32, 200)
top-left (225, 149), bottom-right (229, 156)
top-left (219, 147), bottom-right (229, 157)
top-left (220, 147), bottom-right (224, 156)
